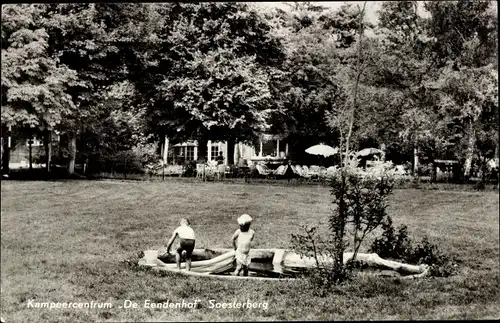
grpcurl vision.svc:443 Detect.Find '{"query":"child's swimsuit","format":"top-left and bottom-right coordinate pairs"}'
top-left (174, 225), bottom-right (196, 257)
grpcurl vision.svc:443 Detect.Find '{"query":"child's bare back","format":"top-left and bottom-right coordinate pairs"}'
top-left (231, 214), bottom-right (254, 276)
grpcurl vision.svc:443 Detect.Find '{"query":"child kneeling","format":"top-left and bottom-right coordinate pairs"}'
top-left (166, 218), bottom-right (195, 271)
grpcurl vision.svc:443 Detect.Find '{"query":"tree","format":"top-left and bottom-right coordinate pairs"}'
top-left (30, 3), bottom-right (153, 174)
top-left (358, 0), bottom-right (498, 180)
top-left (426, 65), bottom-right (498, 180)
top-left (1, 4), bottom-right (78, 174)
top-left (129, 3), bottom-right (286, 164)
top-left (75, 80), bottom-right (148, 175)
top-left (265, 3), bottom-right (352, 163)
top-left (324, 1), bottom-right (370, 282)
top-left (424, 0), bottom-right (498, 69)
top-left (356, 1), bottom-right (435, 172)
top-left (422, 0), bottom-right (498, 179)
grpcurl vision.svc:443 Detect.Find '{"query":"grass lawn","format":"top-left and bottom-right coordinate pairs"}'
top-left (1, 180), bottom-right (499, 322)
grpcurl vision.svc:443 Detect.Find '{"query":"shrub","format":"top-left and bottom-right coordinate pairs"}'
top-left (291, 167), bottom-right (396, 288)
top-left (183, 160), bottom-right (197, 177)
top-left (369, 217), bottom-right (412, 260)
top-left (407, 237), bottom-right (457, 277)
top-left (291, 225), bottom-right (354, 289)
top-left (369, 217), bottom-right (458, 277)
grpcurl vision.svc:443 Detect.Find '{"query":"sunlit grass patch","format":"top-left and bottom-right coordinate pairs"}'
top-left (1, 180), bottom-right (498, 321)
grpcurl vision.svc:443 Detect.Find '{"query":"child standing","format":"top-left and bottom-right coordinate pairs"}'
top-left (231, 214), bottom-right (255, 276)
top-left (166, 218), bottom-right (196, 271)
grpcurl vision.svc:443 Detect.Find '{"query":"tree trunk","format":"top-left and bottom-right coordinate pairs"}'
top-left (2, 126), bottom-right (11, 175)
top-left (412, 146), bottom-right (418, 177)
top-left (44, 130), bottom-right (52, 174)
top-left (197, 138), bottom-right (208, 163)
top-left (334, 179), bottom-right (346, 274)
top-left (431, 159), bottom-right (437, 182)
top-left (463, 128), bottom-right (475, 182)
top-left (67, 134), bottom-right (77, 175)
top-left (28, 136), bottom-right (33, 172)
top-left (332, 1), bottom-right (367, 280)
top-left (226, 138), bottom-right (235, 165)
top-left (496, 144), bottom-right (499, 189)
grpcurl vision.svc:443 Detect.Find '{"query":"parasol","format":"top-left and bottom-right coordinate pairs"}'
top-left (356, 148), bottom-right (384, 157)
top-left (305, 144), bottom-right (338, 157)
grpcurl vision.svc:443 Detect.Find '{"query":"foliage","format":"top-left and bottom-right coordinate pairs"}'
top-left (369, 216), bottom-right (458, 277)
top-left (348, 0), bottom-right (499, 177)
top-left (1, 4), bottom-right (78, 130)
top-left (291, 167), bottom-right (396, 288)
top-left (78, 106), bottom-right (151, 174)
top-left (369, 216), bottom-right (412, 260)
top-left (350, 1), bottom-right (436, 161)
top-left (428, 65), bottom-right (498, 178)
top-left (424, 0), bottom-right (498, 68)
top-left (291, 225), bottom-right (354, 291)
top-left (128, 2), bottom-right (286, 146)
top-left (264, 3), bottom-right (365, 160)
top-left (329, 168), bottom-right (395, 259)
top-left (2, 2), bottom-right (497, 178)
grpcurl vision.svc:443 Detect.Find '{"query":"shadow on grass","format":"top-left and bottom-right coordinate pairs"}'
top-left (2, 167), bottom-right (85, 181)
top-left (3, 168), bottom-right (498, 192)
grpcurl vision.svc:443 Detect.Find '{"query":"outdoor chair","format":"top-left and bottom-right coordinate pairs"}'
top-left (224, 165), bottom-right (233, 178)
top-left (292, 165), bottom-right (304, 179)
top-left (309, 165), bottom-right (320, 180)
top-left (297, 165), bottom-right (312, 182)
top-left (274, 165), bottom-right (287, 176)
top-left (255, 164), bottom-right (271, 178)
top-left (196, 163), bottom-right (207, 180)
top-left (309, 165), bottom-right (320, 175)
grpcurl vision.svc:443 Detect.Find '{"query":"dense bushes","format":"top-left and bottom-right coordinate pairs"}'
top-left (290, 166), bottom-right (457, 294)
top-left (369, 216), bottom-right (458, 277)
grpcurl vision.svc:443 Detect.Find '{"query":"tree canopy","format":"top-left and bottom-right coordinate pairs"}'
top-left (1, 1), bottom-right (498, 179)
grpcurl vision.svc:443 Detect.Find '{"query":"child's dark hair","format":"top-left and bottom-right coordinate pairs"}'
top-left (240, 223), bottom-right (251, 232)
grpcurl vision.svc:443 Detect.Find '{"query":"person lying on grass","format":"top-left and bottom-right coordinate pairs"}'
top-left (231, 214), bottom-right (255, 276)
top-left (165, 218), bottom-right (196, 271)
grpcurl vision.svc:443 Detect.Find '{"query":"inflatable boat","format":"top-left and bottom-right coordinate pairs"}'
top-left (138, 248), bottom-right (429, 280)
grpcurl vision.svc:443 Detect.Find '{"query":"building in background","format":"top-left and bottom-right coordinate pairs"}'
top-left (161, 134), bottom-right (290, 166)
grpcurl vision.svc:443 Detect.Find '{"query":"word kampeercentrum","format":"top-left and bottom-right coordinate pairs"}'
top-left (27, 300), bottom-right (112, 309)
